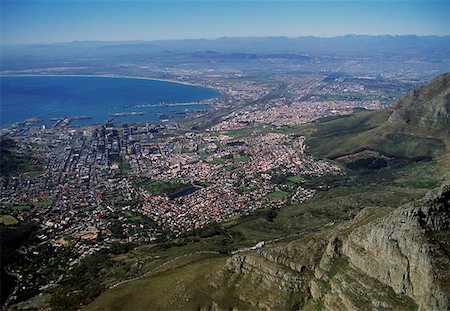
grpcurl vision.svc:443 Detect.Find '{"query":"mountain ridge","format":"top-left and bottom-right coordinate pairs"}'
top-left (225, 181), bottom-right (449, 310)
top-left (305, 72), bottom-right (450, 160)
top-left (387, 72), bottom-right (450, 135)
top-left (3, 35), bottom-right (450, 56)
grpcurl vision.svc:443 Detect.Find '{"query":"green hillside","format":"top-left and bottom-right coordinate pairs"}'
top-left (305, 72), bottom-right (450, 160)
top-left (0, 137), bottom-right (44, 178)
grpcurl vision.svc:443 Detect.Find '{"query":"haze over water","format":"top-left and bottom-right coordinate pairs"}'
top-left (0, 75), bottom-right (220, 126)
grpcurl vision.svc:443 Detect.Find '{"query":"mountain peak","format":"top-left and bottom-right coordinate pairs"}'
top-left (388, 72), bottom-right (450, 134)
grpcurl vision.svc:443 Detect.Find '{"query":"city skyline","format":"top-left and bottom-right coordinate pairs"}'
top-left (1, 0), bottom-right (449, 45)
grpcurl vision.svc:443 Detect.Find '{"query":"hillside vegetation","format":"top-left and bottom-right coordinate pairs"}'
top-left (305, 72), bottom-right (450, 160)
top-left (0, 138), bottom-right (44, 178)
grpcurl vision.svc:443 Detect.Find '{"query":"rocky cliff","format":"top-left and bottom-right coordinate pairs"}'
top-left (225, 182), bottom-right (450, 310)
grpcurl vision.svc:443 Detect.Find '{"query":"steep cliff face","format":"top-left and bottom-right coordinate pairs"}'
top-left (225, 182), bottom-right (450, 310)
top-left (338, 183), bottom-right (450, 310)
top-left (225, 235), bottom-right (329, 309)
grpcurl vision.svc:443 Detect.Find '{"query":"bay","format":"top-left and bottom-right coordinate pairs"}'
top-left (0, 75), bottom-right (220, 126)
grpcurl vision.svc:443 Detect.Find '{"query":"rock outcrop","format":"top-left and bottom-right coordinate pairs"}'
top-left (225, 182), bottom-right (450, 310)
top-left (339, 182), bottom-right (450, 310)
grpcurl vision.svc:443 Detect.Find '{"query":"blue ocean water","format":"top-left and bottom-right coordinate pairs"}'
top-left (0, 75), bottom-right (220, 126)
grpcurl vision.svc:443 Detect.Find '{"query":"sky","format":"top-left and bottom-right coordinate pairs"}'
top-left (1, 1), bottom-right (449, 45)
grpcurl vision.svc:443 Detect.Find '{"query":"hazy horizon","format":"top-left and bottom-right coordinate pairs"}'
top-left (2, 33), bottom-right (450, 47)
top-left (2, 0), bottom-right (449, 45)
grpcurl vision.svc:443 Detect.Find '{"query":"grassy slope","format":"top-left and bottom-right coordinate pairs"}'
top-left (0, 215), bottom-right (19, 225)
top-left (303, 109), bottom-right (446, 160)
top-left (306, 72), bottom-right (450, 159)
top-left (0, 137), bottom-right (44, 178)
top-left (86, 256), bottom-right (254, 311)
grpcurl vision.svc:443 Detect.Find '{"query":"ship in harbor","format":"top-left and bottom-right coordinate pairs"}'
top-left (110, 112), bottom-right (145, 117)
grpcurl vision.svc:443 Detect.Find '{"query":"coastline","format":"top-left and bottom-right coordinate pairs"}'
top-left (0, 74), bottom-right (220, 127)
top-left (0, 73), bottom-right (219, 93)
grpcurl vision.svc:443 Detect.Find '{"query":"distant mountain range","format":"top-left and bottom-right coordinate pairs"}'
top-left (2, 35), bottom-right (449, 78)
top-left (3, 35), bottom-right (450, 56)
